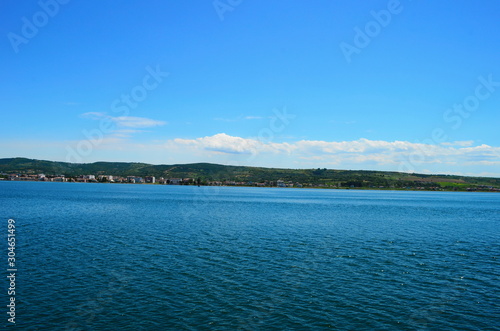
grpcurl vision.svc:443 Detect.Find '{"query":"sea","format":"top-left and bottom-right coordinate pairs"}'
top-left (0, 181), bottom-right (499, 330)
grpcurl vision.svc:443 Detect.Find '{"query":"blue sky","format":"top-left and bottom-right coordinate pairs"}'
top-left (1, 0), bottom-right (499, 176)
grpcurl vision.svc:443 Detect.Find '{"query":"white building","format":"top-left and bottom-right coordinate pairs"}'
top-left (169, 178), bottom-right (181, 185)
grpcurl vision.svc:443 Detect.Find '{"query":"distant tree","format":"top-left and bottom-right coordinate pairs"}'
top-left (312, 168), bottom-right (324, 176)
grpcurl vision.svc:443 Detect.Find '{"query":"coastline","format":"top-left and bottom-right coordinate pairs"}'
top-left (1, 179), bottom-right (498, 193)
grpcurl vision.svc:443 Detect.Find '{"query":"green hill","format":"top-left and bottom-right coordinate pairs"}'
top-left (1, 157), bottom-right (499, 191)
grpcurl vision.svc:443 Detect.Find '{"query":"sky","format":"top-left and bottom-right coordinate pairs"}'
top-left (1, 0), bottom-right (499, 176)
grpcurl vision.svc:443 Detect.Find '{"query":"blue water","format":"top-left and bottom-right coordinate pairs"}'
top-left (1, 181), bottom-right (499, 330)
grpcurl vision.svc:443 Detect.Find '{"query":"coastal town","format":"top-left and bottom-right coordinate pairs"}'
top-left (3, 173), bottom-right (186, 184)
top-left (1, 172), bottom-right (300, 187)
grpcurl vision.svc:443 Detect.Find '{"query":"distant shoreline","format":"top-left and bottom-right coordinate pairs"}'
top-left (1, 157), bottom-right (499, 192)
top-left (1, 179), bottom-right (498, 193)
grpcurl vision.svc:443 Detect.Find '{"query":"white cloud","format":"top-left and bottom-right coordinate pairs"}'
top-left (112, 116), bottom-right (166, 128)
top-left (81, 112), bottom-right (167, 129)
top-left (441, 140), bottom-right (474, 147)
top-left (174, 133), bottom-right (262, 154)
top-left (244, 116), bottom-right (264, 120)
top-left (112, 129), bottom-right (145, 138)
top-left (79, 112), bottom-right (166, 140)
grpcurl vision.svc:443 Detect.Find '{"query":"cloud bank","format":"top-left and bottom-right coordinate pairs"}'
top-left (169, 133), bottom-right (500, 169)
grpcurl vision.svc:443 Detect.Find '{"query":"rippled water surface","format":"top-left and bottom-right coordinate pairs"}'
top-left (1, 181), bottom-right (499, 330)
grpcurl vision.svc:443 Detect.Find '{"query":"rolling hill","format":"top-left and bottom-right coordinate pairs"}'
top-left (0, 157), bottom-right (499, 190)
